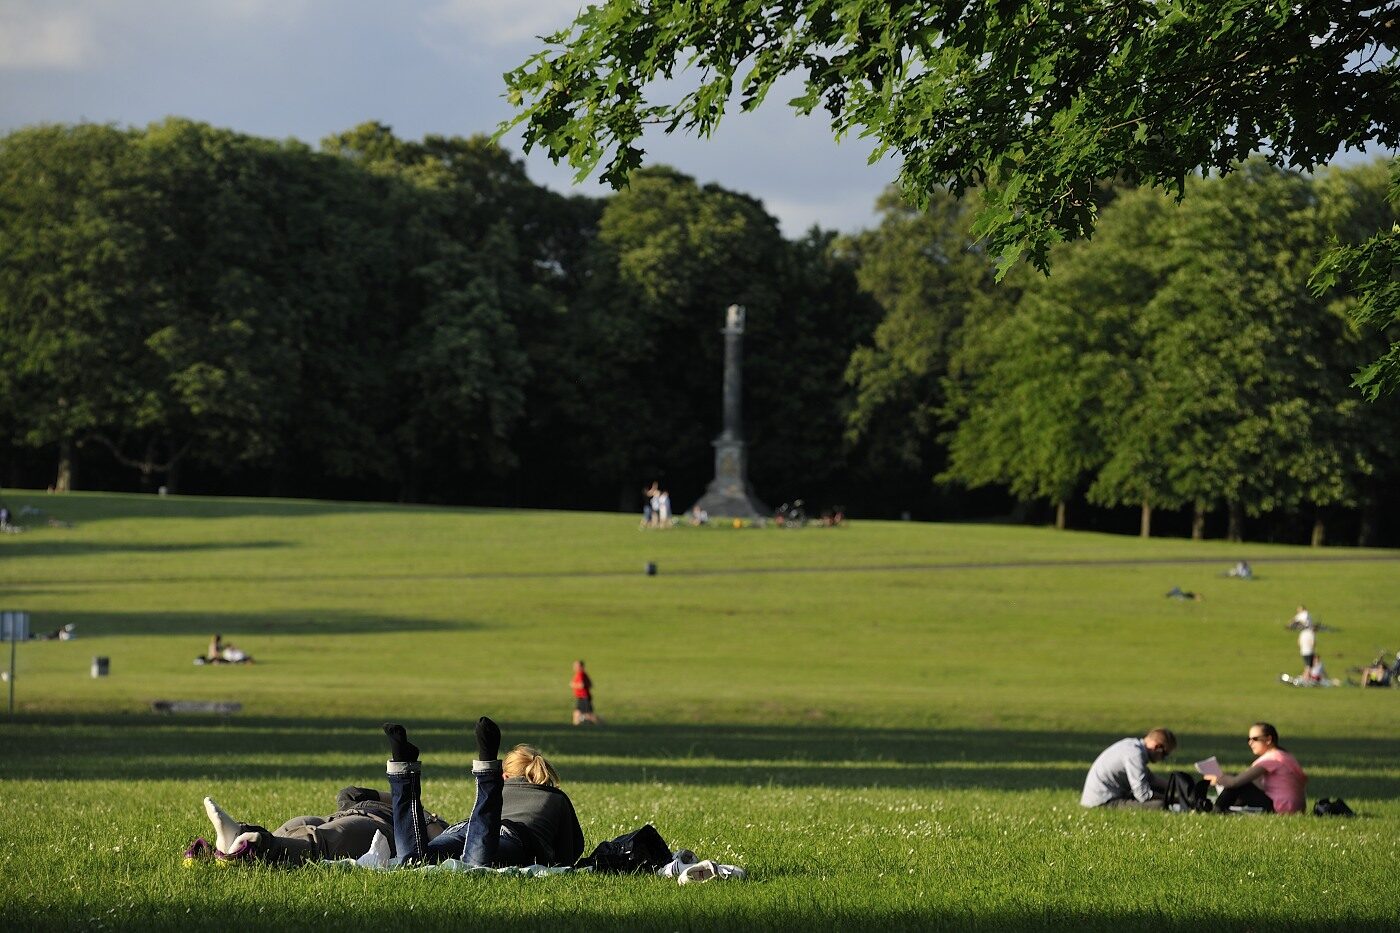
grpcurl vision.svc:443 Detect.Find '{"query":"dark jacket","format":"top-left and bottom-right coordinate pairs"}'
top-left (501, 778), bottom-right (585, 866)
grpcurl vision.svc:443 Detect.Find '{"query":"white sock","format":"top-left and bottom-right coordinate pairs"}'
top-left (228, 831), bottom-right (260, 854)
top-left (203, 797), bottom-right (241, 854)
top-left (355, 830), bottom-right (391, 869)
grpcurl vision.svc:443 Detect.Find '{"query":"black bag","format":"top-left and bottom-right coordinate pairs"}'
top-left (575, 824), bottom-right (672, 873)
top-left (1162, 771), bottom-right (1214, 812)
top-left (1313, 797), bottom-right (1355, 817)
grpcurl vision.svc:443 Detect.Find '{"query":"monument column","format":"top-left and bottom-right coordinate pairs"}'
top-left (692, 304), bottom-right (768, 519)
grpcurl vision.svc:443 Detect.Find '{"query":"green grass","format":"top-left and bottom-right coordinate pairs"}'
top-left (1, 490), bottom-right (1398, 930)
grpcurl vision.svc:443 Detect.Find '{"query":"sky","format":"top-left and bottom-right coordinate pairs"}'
top-left (0, 0), bottom-right (900, 236)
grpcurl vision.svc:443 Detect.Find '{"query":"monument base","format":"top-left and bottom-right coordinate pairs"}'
top-left (691, 436), bottom-right (768, 519)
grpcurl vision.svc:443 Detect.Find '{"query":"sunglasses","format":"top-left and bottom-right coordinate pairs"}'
top-left (1247, 735), bottom-right (1269, 743)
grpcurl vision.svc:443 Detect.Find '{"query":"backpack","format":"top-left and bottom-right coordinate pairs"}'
top-left (1162, 771), bottom-right (1214, 812)
top-left (574, 824), bottom-right (672, 873)
top-left (1313, 797), bottom-right (1356, 817)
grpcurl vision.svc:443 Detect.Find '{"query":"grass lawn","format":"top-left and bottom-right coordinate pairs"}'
top-left (1, 490), bottom-right (1397, 930)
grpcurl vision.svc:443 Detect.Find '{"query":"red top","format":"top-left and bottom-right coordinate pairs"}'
top-left (571, 670), bottom-right (592, 699)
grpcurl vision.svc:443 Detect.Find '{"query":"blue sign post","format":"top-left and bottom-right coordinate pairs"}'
top-left (2, 611), bottom-right (29, 716)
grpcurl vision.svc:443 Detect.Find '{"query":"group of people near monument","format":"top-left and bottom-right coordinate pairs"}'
top-left (1081, 724), bottom-right (1308, 814)
top-left (639, 482), bottom-right (673, 528)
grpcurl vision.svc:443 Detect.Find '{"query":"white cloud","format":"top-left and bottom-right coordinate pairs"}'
top-left (419, 0), bottom-right (583, 50)
top-left (0, 4), bottom-right (98, 69)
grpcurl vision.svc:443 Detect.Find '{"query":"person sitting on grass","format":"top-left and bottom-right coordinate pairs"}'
top-left (1203, 722), bottom-right (1307, 814)
top-left (193, 786), bottom-right (449, 864)
top-left (1080, 728), bottom-right (1177, 809)
top-left (1361, 650), bottom-right (1398, 688)
top-left (381, 717), bottom-right (584, 867)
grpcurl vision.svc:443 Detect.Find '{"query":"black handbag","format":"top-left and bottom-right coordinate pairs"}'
top-left (1313, 797), bottom-right (1356, 817)
top-left (574, 823), bottom-right (672, 873)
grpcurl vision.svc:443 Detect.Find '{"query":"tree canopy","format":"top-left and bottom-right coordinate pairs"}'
top-left (2, 118), bottom-right (1397, 543)
top-left (503, 0), bottom-right (1400, 394)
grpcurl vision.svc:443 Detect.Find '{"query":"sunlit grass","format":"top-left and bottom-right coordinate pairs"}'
top-left (1, 490), bottom-right (1397, 930)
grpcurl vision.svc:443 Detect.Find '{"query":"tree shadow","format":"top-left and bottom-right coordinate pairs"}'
top-left (0, 491), bottom-right (520, 526)
top-left (10, 608), bottom-right (463, 638)
top-left (3, 719), bottom-right (1396, 800)
top-left (0, 899), bottom-right (1385, 933)
top-left (0, 539), bottom-right (289, 561)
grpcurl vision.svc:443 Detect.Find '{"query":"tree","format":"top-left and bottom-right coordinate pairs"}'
top-left (843, 187), bottom-right (1000, 475)
top-left (0, 123), bottom-right (145, 490)
top-left (504, 0), bottom-right (1400, 394)
top-left (944, 160), bottom-right (1400, 541)
top-left (943, 188), bottom-right (1174, 531)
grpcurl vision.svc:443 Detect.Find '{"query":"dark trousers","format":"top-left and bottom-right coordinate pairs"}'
top-left (387, 761), bottom-right (529, 866)
top-left (1216, 782), bottom-right (1275, 812)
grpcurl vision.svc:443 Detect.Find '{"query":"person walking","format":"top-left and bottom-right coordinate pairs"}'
top-left (570, 659), bottom-right (600, 725)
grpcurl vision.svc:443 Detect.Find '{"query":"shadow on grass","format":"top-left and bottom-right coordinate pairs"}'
top-left (3, 718), bottom-right (1397, 800)
top-left (2, 492), bottom-right (517, 526)
top-left (9, 608), bottom-right (464, 638)
top-left (0, 539), bottom-right (289, 561)
top-left (1, 902), bottom-right (1389, 933)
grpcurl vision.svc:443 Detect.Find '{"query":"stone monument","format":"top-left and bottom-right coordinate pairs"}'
top-left (691, 304), bottom-right (768, 519)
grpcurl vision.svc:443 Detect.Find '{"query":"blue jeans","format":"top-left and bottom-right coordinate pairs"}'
top-left (387, 760), bottom-right (528, 866)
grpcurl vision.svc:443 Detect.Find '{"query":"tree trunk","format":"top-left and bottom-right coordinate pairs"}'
top-left (55, 440), bottom-right (75, 492)
top-left (139, 440), bottom-right (157, 492)
top-left (1358, 500), bottom-right (1375, 548)
top-left (1054, 500), bottom-right (1066, 530)
top-left (165, 458), bottom-right (180, 495)
top-left (1311, 511), bottom-right (1325, 548)
top-left (1191, 501), bottom-right (1206, 541)
top-left (1227, 501), bottom-right (1243, 542)
top-left (1139, 500), bottom-right (1152, 538)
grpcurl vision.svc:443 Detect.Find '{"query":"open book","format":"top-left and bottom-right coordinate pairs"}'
top-left (1194, 756), bottom-right (1224, 801)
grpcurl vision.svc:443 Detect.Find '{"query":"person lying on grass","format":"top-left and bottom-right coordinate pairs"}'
top-left (194, 718), bottom-right (581, 867)
top-left (194, 786), bottom-right (449, 864)
top-left (1202, 722), bottom-right (1308, 814)
top-left (381, 717), bottom-right (584, 867)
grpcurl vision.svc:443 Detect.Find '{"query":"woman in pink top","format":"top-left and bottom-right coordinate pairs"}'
top-left (1204, 722), bottom-right (1307, 813)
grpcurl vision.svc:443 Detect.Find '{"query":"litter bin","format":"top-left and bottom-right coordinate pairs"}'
top-left (91, 656), bottom-right (109, 678)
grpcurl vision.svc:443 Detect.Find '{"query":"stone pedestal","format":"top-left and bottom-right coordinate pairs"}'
top-left (691, 305), bottom-right (768, 519)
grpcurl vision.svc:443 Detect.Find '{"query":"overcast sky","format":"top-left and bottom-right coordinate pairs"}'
top-left (0, 0), bottom-right (900, 236)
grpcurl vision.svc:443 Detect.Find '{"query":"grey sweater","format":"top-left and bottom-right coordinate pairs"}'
top-left (1080, 737), bottom-right (1156, 806)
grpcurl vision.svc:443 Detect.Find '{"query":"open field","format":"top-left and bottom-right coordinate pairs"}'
top-left (1, 491), bottom-right (1398, 930)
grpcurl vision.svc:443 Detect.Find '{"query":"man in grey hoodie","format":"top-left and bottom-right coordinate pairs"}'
top-left (1080, 728), bottom-right (1177, 809)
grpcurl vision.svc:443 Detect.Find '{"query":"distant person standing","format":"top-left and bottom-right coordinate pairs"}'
top-left (1298, 622), bottom-right (1317, 675)
top-left (570, 660), bottom-right (600, 725)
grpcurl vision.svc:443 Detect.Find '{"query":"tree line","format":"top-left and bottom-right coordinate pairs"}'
top-left (0, 119), bottom-right (1396, 543)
